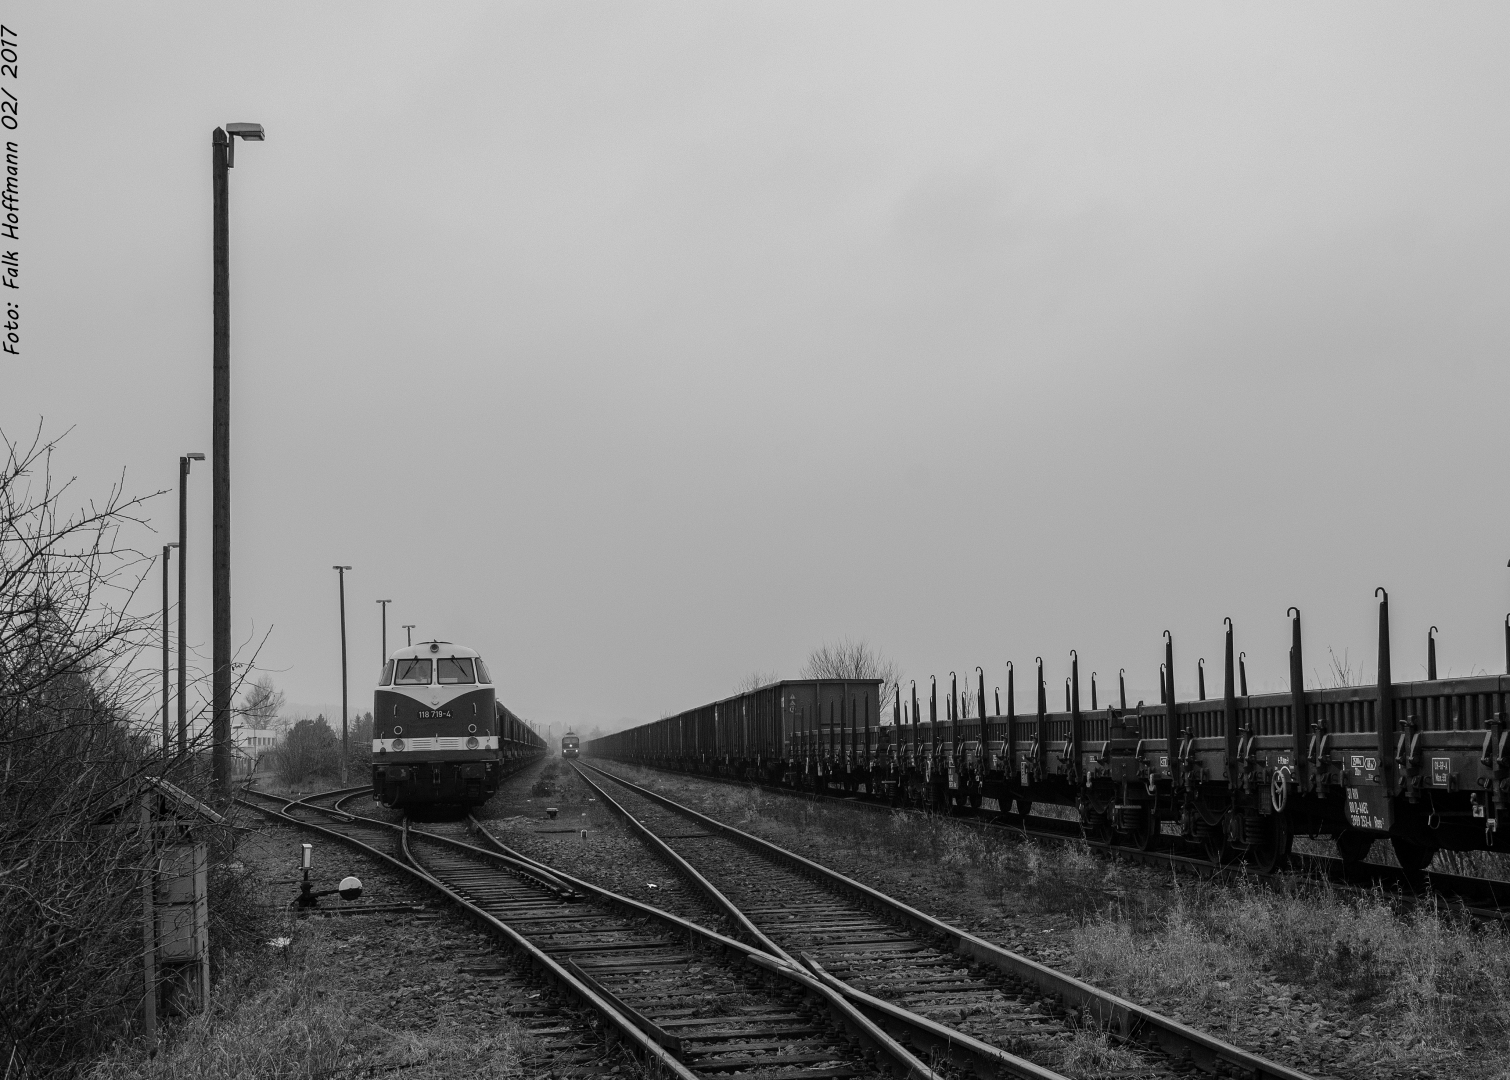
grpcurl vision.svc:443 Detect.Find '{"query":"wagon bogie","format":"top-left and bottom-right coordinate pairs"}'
top-left (586, 594), bottom-right (1510, 868)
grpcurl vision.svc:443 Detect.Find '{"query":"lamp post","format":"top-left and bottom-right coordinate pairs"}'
top-left (211, 121), bottom-right (265, 796)
top-left (403, 624), bottom-right (415, 647)
top-left (178, 452), bottom-right (204, 758)
top-left (377, 599), bottom-right (392, 664)
top-left (333, 565), bottom-right (352, 780)
top-left (161, 542), bottom-right (178, 754)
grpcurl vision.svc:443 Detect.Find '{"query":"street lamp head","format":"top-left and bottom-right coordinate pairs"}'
top-left (333, 565), bottom-right (352, 571)
top-left (222, 123), bottom-right (264, 168)
top-left (169, 542), bottom-right (180, 549)
top-left (186, 452), bottom-right (205, 461)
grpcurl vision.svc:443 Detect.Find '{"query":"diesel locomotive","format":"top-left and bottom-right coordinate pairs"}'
top-left (562, 731), bottom-right (580, 758)
top-left (585, 592), bottom-right (1510, 872)
top-left (371, 640), bottom-right (545, 808)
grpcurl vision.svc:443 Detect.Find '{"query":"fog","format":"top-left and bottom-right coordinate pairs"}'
top-left (7, 4), bottom-right (1509, 733)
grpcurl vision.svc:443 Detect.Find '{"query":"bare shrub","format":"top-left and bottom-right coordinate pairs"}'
top-left (0, 427), bottom-right (171, 1073)
top-left (733, 670), bottom-right (781, 694)
top-left (345, 710), bottom-right (373, 777)
top-left (270, 716), bottom-right (341, 787)
top-left (236, 675), bottom-right (283, 729)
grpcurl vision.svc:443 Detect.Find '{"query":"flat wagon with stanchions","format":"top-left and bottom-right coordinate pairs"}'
top-left (586, 590), bottom-right (1510, 872)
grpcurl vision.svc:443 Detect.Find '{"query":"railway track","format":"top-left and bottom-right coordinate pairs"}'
top-left (239, 786), bottom-right (936, 1079)
top-left (595, 761), bottom-right (1510, 922)
top-left (573, 761), bottom-right (1317, 1080)
top-left (240, 787), bottom-right (658, 1077)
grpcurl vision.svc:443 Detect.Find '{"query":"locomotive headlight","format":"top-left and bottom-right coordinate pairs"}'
top-left (391, 738), bottom-right (405, 751)
top-left (466, 737), bottom-right (479, 750)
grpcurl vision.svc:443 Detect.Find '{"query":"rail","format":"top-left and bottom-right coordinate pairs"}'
top-left (580, 761), bottom-right (1318, 1080)
top-left (239, 787), bottom-right (936, 1079)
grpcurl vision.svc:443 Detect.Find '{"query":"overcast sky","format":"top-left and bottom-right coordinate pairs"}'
top-left (7, 4), bottom-right (1510, 734)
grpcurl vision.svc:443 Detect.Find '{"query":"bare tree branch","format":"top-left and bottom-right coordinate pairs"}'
top-left (799, 638), bottom-right (899, 719)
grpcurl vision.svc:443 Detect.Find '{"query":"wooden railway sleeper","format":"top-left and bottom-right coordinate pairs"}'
top-left (797, 953), bottom-right (1068, 1080)
top-left (570, 764), bottom-right (1073, 1080)
top-left (582, 763), bottom-right (1320, 1080)
top-left (458, 815), bottom-right (938, 1079)
top-left (239, 794), bottom-right (698, 1080)
top-left (561, 958), bottom-right (684, 1059)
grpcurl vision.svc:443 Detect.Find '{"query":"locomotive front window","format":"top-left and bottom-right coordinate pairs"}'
top-left (437, 657), bottom-right (475, 684)
top-left (475, 658), bottom-right (491, 684)
top-left (379, 660), bottom-right (395, 686)
top-left (394, 659), bottom-right (432, 685)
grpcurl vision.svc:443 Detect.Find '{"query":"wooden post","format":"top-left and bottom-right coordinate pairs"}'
top-left (138, 798), bottom-right (157, 1047)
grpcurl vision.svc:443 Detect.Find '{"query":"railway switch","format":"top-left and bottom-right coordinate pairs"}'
top-left (294, 842), bottom-right (364, 908)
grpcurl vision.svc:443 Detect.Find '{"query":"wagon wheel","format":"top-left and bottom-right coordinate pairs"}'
top-left (1202, 824), bottom-right (1231, 866)
top-left (1248, 813), bottom-right (1293, 874)
top-left (1335, 829), bottom-right (1374, 866)
top-left (1078, 799), bottom-right (1114, 845)
top-left (1128, 806), bottom-right (1159, 851)
top-left (1390, 835), bottom-right (1436, 872)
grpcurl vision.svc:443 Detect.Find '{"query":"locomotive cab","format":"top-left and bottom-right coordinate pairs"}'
top-left (371, 640), bottom-right (499, 808)
top-left (561, 732), bottom-right (580, 758)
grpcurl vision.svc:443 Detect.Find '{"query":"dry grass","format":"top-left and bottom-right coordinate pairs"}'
top-left (618, 768), bottom-right (1125, 918)
top-left (1074, 878), bottom-right (1510, 1076)
top-left (608, 765), bottom-right (1510, 1079)
top-left (83, 918), bottom-right (531, 1080)
top-left (1056, 1022), bottom-right (1147, 1078)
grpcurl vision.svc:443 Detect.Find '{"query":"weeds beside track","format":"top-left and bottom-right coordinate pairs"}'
top-left (579, 761), bottom-right (1317, 1080)
top-left (236, 787), bottom-right (934, 1079)
top-left (587, 760), bottom-right (1510, 1080)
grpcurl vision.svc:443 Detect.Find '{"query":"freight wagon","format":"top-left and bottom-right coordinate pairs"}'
top-left (586, 593), bottom-right (1510, 871)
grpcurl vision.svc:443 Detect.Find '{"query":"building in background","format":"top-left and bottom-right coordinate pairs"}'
top-left (230, 718), bottom-right (279, 776)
